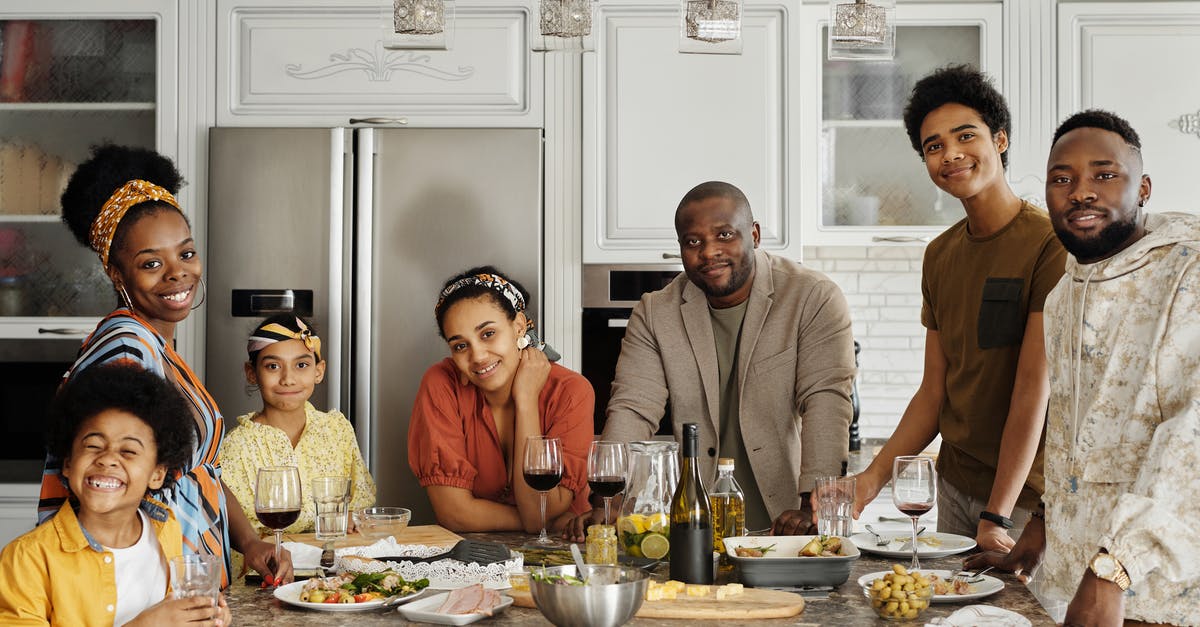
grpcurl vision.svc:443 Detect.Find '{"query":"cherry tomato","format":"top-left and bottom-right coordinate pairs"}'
top-left (353, 593), bottom-right (374, 603)
top-left (323, 593), bottom-right (340, 603)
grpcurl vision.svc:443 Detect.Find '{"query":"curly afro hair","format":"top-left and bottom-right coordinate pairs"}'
top-left (1051, 109), bottom-right (1142, 151)
top-left (903, 65), bottom-right (1012, 169)
top-left (49, 364), bottom-right (195, 492)
top-left (434, 265), bottom-right (530, 339)
top-left (60, 144), bottom-right (188, 263)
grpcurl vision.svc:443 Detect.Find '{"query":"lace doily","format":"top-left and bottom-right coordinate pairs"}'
top-left (333, 537), bottom-right (522, 590)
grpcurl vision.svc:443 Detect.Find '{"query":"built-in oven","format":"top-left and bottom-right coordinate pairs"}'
top-left (581, 265), bottom-right (683, 436)
top-left (0, 338), bottom-right (78, 483)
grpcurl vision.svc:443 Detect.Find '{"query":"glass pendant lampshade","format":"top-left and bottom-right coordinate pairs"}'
top-left (679, 0), bottom-right (743, 55)
top-left (532, 0), bottom-right (596, 52)
top-left (382, 0), bottom-right (454, 50)
top-left (829, 0), bottom-right (895, 61)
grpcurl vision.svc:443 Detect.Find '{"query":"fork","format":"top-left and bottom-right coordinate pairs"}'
top-left (863, 524), bottom-right (889, 546)
top-left (952, 565), bottom-right (995, 584)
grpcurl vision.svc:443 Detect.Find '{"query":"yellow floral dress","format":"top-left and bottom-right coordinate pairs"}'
top-left (222, 402), bottom-right (376, 536)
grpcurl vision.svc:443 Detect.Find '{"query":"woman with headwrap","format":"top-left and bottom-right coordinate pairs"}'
top-left (221, 314), bottom-right (375, 538)
top-left (409, 266), bottom-right (594, 532)
top-left (41, 144), bottom-right (293, 588)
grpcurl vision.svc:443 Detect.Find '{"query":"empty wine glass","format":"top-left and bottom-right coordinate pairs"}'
top-left (892, 456), bottom-right (935, 571)
top-left (255, 466), bottom-right (302, 575)
top-left (523, 436), bottom-right (563, 546)
top-left (587, 441), bottom-right (628, 525)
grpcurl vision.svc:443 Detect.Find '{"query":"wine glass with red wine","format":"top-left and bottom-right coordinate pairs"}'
top-left (255, 466), bottom-right (302, 574)
top-left (523, 436), bottom-right (563, 546)
top-left (892, 456), bottom-right (936, 571)
top-left (587, 441), bottom-right (628, 525)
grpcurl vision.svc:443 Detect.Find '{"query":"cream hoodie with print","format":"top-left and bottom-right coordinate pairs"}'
top-left (1041, 211), bottom-right (1200, 625)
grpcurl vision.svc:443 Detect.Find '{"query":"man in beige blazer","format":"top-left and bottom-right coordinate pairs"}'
top-left (567, 181), bottom-right (855, 539)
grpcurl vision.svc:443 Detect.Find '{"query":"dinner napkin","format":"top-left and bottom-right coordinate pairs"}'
top-left (924, 605), bottom-right (1032, 627)
top-left (281, 542), bottom-right (323, 570)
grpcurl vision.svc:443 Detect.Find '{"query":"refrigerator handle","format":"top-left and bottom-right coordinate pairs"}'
top-left (354, 128), bottom-right (376, 469)
top-left (326, 128), bottom-right (345, 421)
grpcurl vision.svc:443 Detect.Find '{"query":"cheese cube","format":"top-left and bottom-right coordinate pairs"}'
top-left (664, 580), bottom-right (686, 592)
top-left (685, 584), bottom-right (709, 597)
top-left (716, 583), bottom-right (744, 600)
top-left (646, 585), bottom-right (666, 601)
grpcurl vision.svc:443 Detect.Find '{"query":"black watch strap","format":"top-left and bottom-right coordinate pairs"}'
top-left (979, 510), bottom-right (1014, 529)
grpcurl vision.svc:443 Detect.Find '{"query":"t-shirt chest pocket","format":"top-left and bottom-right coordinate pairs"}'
top-left (977, 278), bottom-right (1024, 349)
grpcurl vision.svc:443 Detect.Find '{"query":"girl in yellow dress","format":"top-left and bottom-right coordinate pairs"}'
top-left (221, 315), bottom-right (376, 538)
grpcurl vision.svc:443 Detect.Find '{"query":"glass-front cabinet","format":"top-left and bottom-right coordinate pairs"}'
top-left (799, 3), bottom-right (1003, 245)
top-left (0, 1), bottom-right (175, 340)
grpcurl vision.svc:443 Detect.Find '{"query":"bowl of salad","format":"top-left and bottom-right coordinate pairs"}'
top-left (274, 570), bottom-right (430, 611)
top-left (529, 565), bottom-right (649, 627)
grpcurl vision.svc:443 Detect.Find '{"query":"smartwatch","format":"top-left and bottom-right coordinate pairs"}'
top-left (979, 510), bottom-right (1015, 529)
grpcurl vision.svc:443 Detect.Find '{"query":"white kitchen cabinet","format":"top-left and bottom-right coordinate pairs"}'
top-left (797, 2), bottom-right (1003, 246)
top-left (583, 1), bottom-right (801, 264)
top-left (0, 0), bottom-right (178, 340)
top-left (1059, 2), bottom-right (1200, 217)
top-left (216, 0), bottom-right (542, 127)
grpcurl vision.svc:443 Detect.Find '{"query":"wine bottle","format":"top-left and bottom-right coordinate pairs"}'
top-left (670, 423), bottom-right (713, 584)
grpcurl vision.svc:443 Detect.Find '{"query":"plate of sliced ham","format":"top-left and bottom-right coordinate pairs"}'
top-left (397, 584), bottom-right (514, 625)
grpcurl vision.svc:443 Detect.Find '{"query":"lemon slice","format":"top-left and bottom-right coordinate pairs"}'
top-left (640, 532), bottom-right (670, 560)
top-left (646, 512), bottom-right (669, 533)
top-left (617, 516), bottom-right (640, 538)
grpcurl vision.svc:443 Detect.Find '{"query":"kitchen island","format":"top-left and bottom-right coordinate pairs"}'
top-left (226, 531), bottom-right (1053, 626)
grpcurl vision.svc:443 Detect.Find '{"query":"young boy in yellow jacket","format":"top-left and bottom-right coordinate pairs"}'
top-left (0, 364), bottom-right (231, 626)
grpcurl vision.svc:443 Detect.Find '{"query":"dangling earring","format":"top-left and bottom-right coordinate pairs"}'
top-left (116, 283), bottom-right (134, 311)
top-left (191, 276), bottom-right (208, 311)
top-left (1138, 198), bottom-right (1146, 208)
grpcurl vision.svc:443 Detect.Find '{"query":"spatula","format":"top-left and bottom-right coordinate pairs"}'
top-left (375, 539), bottom-right (512, 566)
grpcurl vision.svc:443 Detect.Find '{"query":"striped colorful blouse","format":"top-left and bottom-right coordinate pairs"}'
top-left (37, 308), bottom-right (233, 587)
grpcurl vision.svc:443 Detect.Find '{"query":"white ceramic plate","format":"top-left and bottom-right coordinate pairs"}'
top-left (396, 591), bottom-right (514, 625)
top-left (272, 580), bottom-right (422, 612)
top-left (857, 570), bottom-right (1004, 603)
top-left (849, 531), bottom-right (976, 559)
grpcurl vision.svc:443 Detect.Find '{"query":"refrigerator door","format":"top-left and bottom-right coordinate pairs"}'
top-left (358, 128), bottom-right (543, 524)
top-left (206, 128), bottom-right (349, 425)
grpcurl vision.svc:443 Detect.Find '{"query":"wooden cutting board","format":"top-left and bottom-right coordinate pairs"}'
top-left (282, 525), bottom-right (463, 549)
top-left (508, 585), bottom-right (805, 620)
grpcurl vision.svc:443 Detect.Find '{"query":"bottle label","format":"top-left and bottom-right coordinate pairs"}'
top-left (669, 524), bottom-right (714, 584)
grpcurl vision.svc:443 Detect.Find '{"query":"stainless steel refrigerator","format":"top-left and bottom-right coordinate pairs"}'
top-left (205, 127), bottom-right (543, 525)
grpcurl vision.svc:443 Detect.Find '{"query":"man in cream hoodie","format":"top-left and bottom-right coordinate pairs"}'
top-left (967, 110), bottom-right (1200, 626)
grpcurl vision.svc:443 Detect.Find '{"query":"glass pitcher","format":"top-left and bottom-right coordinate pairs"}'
top-left (617, 440), bottom-right (679, 560)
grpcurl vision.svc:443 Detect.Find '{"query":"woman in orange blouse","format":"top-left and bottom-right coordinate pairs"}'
top-left (409, 266), bottom-right (594, 533)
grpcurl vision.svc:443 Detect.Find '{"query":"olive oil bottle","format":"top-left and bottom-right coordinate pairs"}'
top-left (709, 457), bottom-right (745, 566)
top-left (669, 423), bottom-right (713, 584)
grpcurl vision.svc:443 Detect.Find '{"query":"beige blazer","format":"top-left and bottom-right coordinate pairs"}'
top-left (602, 249), bottom-right (856, 519)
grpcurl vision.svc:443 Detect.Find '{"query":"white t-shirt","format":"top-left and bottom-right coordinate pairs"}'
top-left (106, 509), bottom-right (168, 626)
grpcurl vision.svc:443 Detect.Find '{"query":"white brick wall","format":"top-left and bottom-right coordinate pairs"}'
top-left (804, 245), bottom-right (927, 440)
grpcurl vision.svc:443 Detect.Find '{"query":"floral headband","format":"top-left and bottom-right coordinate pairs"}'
top-left (88, 179), bottom-right (180, 269)
top-left (247, 317), bottom-right (322, 361)
top-left (435, 272), bottom-right (526, 315)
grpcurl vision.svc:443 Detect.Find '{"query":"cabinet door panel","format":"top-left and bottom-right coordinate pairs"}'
top-left (584, 4), bottom-right (794, 263)
top-left (1060, 3), bottom-right (1200, 216)
top-left (218, 0), bottom-right (540, 126)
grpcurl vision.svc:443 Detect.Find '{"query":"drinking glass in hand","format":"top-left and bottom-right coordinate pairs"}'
top-left (523, 435), bottom-right (563, 546)
top-left (587, 441), bottom-right (628, 525)
top-left (256, 466), bottom-right (302, 572)
top-left (892, 456), bottom-right (935, 571)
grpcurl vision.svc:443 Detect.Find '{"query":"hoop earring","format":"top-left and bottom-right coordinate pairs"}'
top-left (191, 276), bottom-right (208, 311)
top-left (117, 284), bottom-right (134, 312)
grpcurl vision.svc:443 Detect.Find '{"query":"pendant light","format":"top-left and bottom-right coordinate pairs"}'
top-left (828, 0), bottom-right (895, 61)
top-left (382, 0), bottom-right (454, 50)
top-left (532, 0), bottom-right (596, 52)
top-left (679, 0), bottom-right (743, 55)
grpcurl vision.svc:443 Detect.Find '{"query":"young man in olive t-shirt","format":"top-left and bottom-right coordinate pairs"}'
top-left (850, 66), bottom-right (1066, 553)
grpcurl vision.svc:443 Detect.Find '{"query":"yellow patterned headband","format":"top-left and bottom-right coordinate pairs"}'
top-left (88, 179), bottom-right (180, 269)
top-left (247, 318), bottom-right (322, 362)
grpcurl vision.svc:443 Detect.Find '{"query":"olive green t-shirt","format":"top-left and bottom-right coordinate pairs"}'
top-left (710, 300), bottom-right (771, 531)
top-left (920, 202), bottom-right (1066, 510)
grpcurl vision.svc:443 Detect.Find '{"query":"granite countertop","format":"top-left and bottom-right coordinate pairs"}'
top-left (227, 529), bottom-right (1053, 626)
